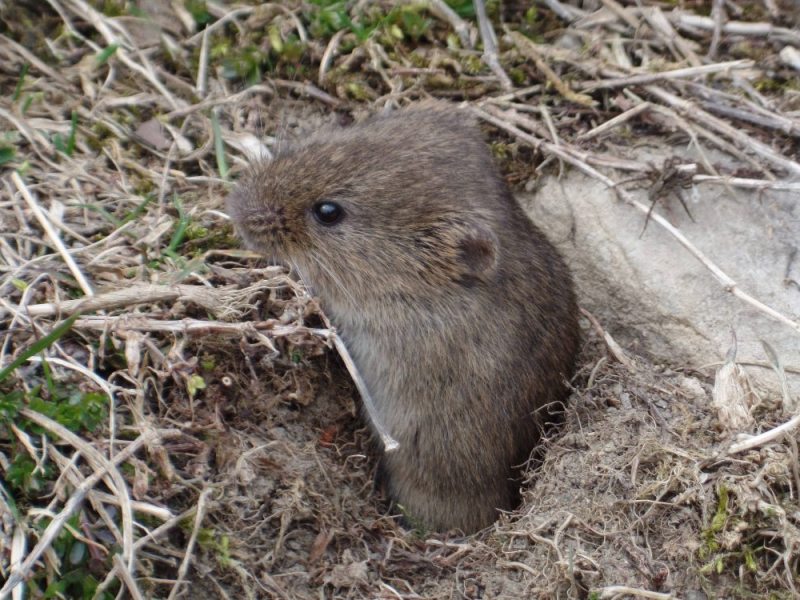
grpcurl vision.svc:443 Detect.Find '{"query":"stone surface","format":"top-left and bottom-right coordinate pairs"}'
top-left (520, 156), bottom-right (800, 395)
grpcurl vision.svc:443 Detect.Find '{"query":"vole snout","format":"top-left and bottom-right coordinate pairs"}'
top-left (227, 192), bottom-right (296, 251)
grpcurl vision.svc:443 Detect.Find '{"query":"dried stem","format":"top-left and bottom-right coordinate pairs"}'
top-left (474, 0), bottom-right (512, 90)
top-left (11, 172), bottom-right (94, 297)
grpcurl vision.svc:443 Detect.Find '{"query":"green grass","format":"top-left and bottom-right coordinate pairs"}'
top-left (12, 62), bottom-right (29, 101)
top-left (95, 42), bottom-right (119, 65)
top-left (0, 313), bottom-right (80, 383)
top-left (0, 311), bottom-right (114, 599)
top-left (0, 146), bottom-right (15, 166)
top-left (53, 110), bottom-right (79, 157)
top-left (211, 110), bottom-right (229, 179)
top-left (164, 194), bottom-right (190, 259)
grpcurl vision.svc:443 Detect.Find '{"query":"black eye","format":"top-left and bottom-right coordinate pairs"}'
top-left (312, 201), bottom-right (344, 226)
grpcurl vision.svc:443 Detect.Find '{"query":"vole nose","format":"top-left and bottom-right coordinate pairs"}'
top-left (239, 205), bottom-right (287, 237)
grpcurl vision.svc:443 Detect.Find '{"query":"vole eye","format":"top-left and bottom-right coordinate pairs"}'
top-left (312, 201), bottom-right (344, 226)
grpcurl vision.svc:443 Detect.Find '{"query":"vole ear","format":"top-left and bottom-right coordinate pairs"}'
top-left (456, 222), bottom-right (498, 281)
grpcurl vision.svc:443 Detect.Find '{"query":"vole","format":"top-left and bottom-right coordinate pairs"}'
top-left (226, 103), bottom-right (579, 533)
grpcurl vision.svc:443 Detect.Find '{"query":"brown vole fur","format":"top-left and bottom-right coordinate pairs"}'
top-left (226, 104), bottom-right (579, 533)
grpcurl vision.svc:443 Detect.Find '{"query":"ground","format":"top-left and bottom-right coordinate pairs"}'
top-left (0, 1), bottom-right (799, 599)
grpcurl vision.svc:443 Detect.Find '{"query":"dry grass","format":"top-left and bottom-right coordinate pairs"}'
top-left (1, 0), bottom-right (799, 598)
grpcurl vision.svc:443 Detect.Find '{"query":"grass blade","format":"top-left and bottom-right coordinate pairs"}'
top-left (211, 109), bottom-right (229, 179)
top-left (0, 313), bottom-right (80, 383)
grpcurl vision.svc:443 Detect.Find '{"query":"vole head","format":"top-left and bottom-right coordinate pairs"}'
top-left (226, 105), bottom-right (504, 313)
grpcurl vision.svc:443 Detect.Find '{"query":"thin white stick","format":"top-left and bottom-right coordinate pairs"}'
top-left (185, 6), bottom-right (255, 45)
top-left (577, 102), bottom-right (651, 140)
top-left (318, 29), bottom-right (345, 85)
top-left (166, 488), bottom-right (211, 600)
top-left (671, 12), bottom-right (800, 45)
top-left (578, 59), bottom-right (753, 90)
top-left (87, 491), bottom-right (173, 521)
top-left (331, 334), bottom-right (399, 451)
top-left (728, 412), bottom-right (800, 455)
top-left (692, 175), bottom-right (800, 191)
top-left (596, 586), bottom-right (675, 600)
top-left (474, 0), bottom-right (512, 90)
top-left (112, 554), bottom-right (146, 600)
top-left (11, 172), bottom-right (94, 297)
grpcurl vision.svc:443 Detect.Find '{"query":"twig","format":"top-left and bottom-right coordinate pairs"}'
top-left (728, 412), bottom-right (800, 455)
top-left (642, 7), bottom-right (702, 66)
top-left (1, 278), bottom-right (286, 319)
top-left (508, 30), bottom-right (595, 107)
top-left (88, 491), bottom-right (173, 521)
top-left (580, 308), bottom-right (635, 369)
top-left (331, 333), bottom-right (399, 452)
top-left (272, 79), bottom-right (342, 106)
top-left (595, 586), bottom-right (675, 599)
top-left (599, 0), bottom-right (641, 30)
top-left (195, 25), bottom-right (210, 97)
top-left (186, 6), bottom-right (255, 45)
top-left (71, 315), bottom-right (330, 340)
top-left (695, 360), bottom-right (800, 375)
top-left (708, 0), bottom-right (726, 59)
top-left (644, 85), bottom-right (800, 176)
top-left (64, 0), bottom-right (185, 110)
top-left (690, 97), bottom-right (800, 137)
top-left (11, 172), bottom-right (94, 297)
top-left (679, 80), bottom-right (800, 135)
top-left (577, 60), bottom-right (754, 91)
top-left (692, 175), bottom-right (800, 191)
top-left (164, 84), bottom-right (275, 120)
top-left (474, 0), bottom-right (512, 90)
top-left (319, 29), bottom-right (345, 85)
top-left (540, 0), bottom-right (586, 21)
top-left (578, 103), bottom-right (651, 140)
top-left (671, 11), bottom-right (800, 45)
top-left (167, 488), bottom-right (211, 600)
top-left (487, 84), bottom-right (544, 102)
top-left (112, 554), bottom-right (146, 600)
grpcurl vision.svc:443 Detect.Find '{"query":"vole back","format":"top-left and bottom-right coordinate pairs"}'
top-left (227, 104), bottom-right (579, 532)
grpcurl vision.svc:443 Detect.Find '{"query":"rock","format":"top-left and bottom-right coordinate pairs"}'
top-left (520, 155), bottom-right (800, 397)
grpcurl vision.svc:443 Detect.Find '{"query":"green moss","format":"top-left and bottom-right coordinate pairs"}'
top-left (462, 54), bottom-right (484, 75)
top-left (490, 141), bottom-right (510, 160)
